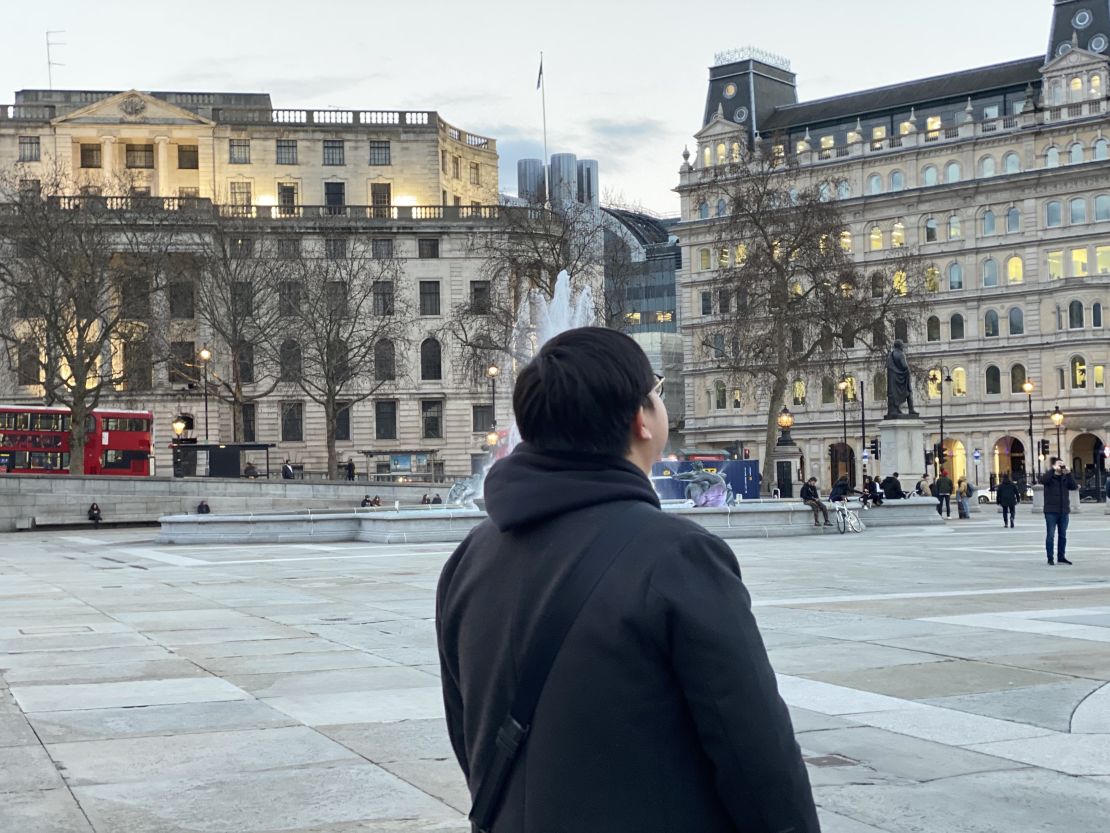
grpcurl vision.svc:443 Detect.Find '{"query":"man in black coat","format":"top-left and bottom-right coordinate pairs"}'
top-left (1041, 457), bottom-right (1078, 565)
top-left (880, 472), bottom-right (904, 500)
top-left (437, 327), bottom-right (818, 833)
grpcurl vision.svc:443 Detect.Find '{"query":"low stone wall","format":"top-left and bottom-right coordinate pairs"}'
top-left (0, 474), bottom-right (442, 533)
top-left (860, 496), bottom-right (946, 527)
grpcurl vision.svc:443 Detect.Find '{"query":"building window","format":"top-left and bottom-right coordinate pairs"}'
top-left (839, 230), bottom-right (852, 253)
top-left (280, 402), bottom-right (303, 442)
top-left (324, 182), bottom-right (346, 212)
top-left (451, 156), bottom-right (461, 179)
top-left (370, 183), bottom-right (392, 219)
top-left (80, 143), bottom-right (102, 168)
top-left (891, 221), bottom-right (905, 247)
top-left (419, 281), bottom-right (441, 316)
top-left (948, 215), bottom-right (962, 240)
top-left (18, 136), bottom-right (40, 162)
top-left (371, 239), bottom-right (394, 260)
top-left (125, 144), bottom-right (154, 168)
top-left (1097, 245), bottom-right (1110, 274)
top-left (324, 238), bottom-right (347, 260)
top-left (235, 342), bottom-right (255, 384)
top-left (950, 314), bottom-right (965, 340)
top-left (1010, 364), bottom-right (1027, 394)
top-left (278, 281), bottom-right (302, 315)
top-left (469, 161), bottom-right (481, 185)
top-left (1093, 302), bottom-right (1105, 328)
top-left (1008, 307), bottom-right (1024, 335)
top-left (229, 139), bottom-right (251, 164)
top-left (1003, 152), bottom-right (1021, 174)
top-left (821, 377), bottom-right (835, 404)
top-left (420, 338), bottom-right (442, 380)
top-left (792, 379), bottom-right (806, 406)
top-left (333, 402), bottom-right (351, 442)
top-left (472, 404), bottom-right (494, 432)
top-left (369, 140), bottom-right (391, 165)
top-left (469, 280), bottom-right (490, 313)
top-left (229, 181), bottom-right (252, 207)
top-left (1006, 256), bottom-right (1023, 284)
top-left (326, 282), bottom-right (348, 318)
top-left (712, 380), bottom-right (726, 410)
top-left (1071, 247), bottom-right (1089, 277)
top-left (1070, 143), bottom-right (1085, 165)
top-left (924, 266), bottom-right (940, 292)
top-left (985, 365), bottom-right (1001, 394)
top-left (699, 248), bottom-right (711, 268)
top-left (925, 218), bottom-right (938, 243)
top-left (1096, 139), bottom-right (1110, 160)
top-left (374, 339), bottom-right (396, 380)
top-left (889, 170), bottom-right (904, 191)
top-left (700, 291), bottom-right (713, 315)
top-left (1069, 300), bottom-right (1085, 329)
top-left (982, 258), bottom-right (999, 287)
top-left (177, 145), bottom-right (199, 169)
top-left (945, 162), bottom-right (961, 183)
top-left (979, 156), bottom-right (996, 178)
top-left (1069, 198), bottom-right (1087, 224)
top-left (1071, 356), bottom-right (1087, 389)
top-left (16, 341), bottom-right (39, 386)
top-left (241, 403), bottom-right (256, 442)
top-left (122, 340), bottom-right (152, 391)
top-left (1047, 250), bottom-right (1064, 280)
top-left (869, 227), bottom-right (883, 251)
top-left (418, 239), bottom-right (440, 259)
top-left (922, 165), bottom-right (938, 186)
top-left (169, 341), bottom-right (196, 385)
top-left (276, 139), bottom-right (298, 165)
top-left (323, 139), bottom-right (345, 166)
top-left (1095, 364), bottom-right (1106, 389)
top-left (927, 316), bottom-right (941, 342)
top-left (169, 281), bottom-right (195, 319)
top-left (984, 310), bottom-right (999, 337)
top-left (1046, 147), bottom-right (1060, 168)
top-left (1096, 195), bottom-right (1110, 221)
top-left (948, 262), bottom-right (964, 290)
top-left (375, 400), bottom-right (398, 440)
top-left (280, 339), bottom-right (302, 382)
top-left (697, 200), bottom-right (709, 220)
top-left (421, 400), bottom-right (443, 439)
top-left (982, 209), bottom-right (996, 236)
top-left (373, 281), bottom-right (395, 315)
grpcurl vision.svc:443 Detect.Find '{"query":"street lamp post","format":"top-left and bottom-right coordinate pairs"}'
top-left (859, 380), bottom-right (866, 480)
top-left (837, 378), bottom-right (849, 482)
top-left (930, 367), bottom-right (952, 478)
top-left (1022, 380), bottom-right (1036, 482)
top-left (1050, 405), bottom-right (1064, 459)
top-left (198, 346), bottom-right (212, 442)
top-left (486, 363), bottom-right (499, 457)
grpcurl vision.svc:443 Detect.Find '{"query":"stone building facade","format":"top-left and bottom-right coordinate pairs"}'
top-left (676, 1), bottom-right (1110, 497)
top-left (0, 88), bottom-right (505, 479)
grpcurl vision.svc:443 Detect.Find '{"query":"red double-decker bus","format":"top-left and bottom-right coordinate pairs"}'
top-left (0, 405), bottom-right (154, 476)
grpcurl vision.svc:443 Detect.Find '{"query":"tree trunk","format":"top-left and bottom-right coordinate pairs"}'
top-left (324, 397), bottom-right (337, 480)
top-left (759, 376), bottom-right (789, 494)
top-left (68, 402), bottom-right (89, 476)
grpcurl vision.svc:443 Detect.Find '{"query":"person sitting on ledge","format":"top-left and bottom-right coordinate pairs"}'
top-left (800, 477), bottom-right (831, 527)
top-left (87, 503), bottom-right (102, 527)
top-left (829, 474), bottom-right (852, 503)
top-left (372, 495), bottom-right (382, 506)
top-left (431, 493), bottom-right (443, 504)
top-left (361, 495), bottom-right (372, 507)
top-left (196, 500), bottom-right (211, 515)
top-left (243, 461), bottom-right (259, 479)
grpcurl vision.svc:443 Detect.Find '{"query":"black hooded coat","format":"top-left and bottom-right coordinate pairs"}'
top-left (436, 444), bottom-right (819, 833)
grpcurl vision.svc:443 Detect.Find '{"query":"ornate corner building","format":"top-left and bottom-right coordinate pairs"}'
top-left (676, 0), bottom-right (1110, 496)
top-left (0, 88), bottom-right (507, 479)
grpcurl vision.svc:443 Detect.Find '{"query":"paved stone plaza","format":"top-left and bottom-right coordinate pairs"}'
top-left (1, 512), bottom-right (1109, 832)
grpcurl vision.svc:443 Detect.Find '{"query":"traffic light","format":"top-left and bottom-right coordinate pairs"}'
top-left (869, 438), bottom-right (880, 459)
top-left (925, 449), bottom-right (935, 467)
top-left (742, 447), bottom-right (751, 460)
top-left (1039, 439), bottom-right (1051, 457)
top-left (938, 445), bottom-right (948, 465)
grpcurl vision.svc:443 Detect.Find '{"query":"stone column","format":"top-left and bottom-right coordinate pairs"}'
top-left (879, 417), bottom-right (926, 486)
top-left (155, 137), bottom-right (170, 197)
top-left (100, 137), bottom-right (116, 189)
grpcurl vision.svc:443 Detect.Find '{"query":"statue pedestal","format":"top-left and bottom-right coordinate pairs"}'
top-left (879, 418), bottom-right (926, 483)
top-left (769, 438), bottom-right (804, 499)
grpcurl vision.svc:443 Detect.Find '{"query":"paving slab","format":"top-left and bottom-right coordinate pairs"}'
top-left (849, 704), bottom-right (1055, 746)
top-left (379, 758), bottom-right (470, 814)
top-left (318, 718), bottom-right (456, 763)
top-left (803, 659), bottom-right (1074, 700)
top-left (264, 686), bottom-right (446, 726)
top-left (195, 649), bottom-right (396, 677)
top-left (10, 677), bottom-right (248, 713)
top-left (970, 733), bottom-right (1110, 775)
top-left (0, 744), bottom-right (67, 792)
top-left (1, 658), bottom-right (207, 686)
top-left (226, 665), bottom-right (439, 698)
top-left (0, 712), bottom-right (39, 747)
top-left (768, 642), bottom-right (945, 676)
top-left (924, 679), bottom-right (1105, 732)
top-left (0, 644), bottom-right (174, 670)
top-left (171, 637), bottom-right (351, 660)
top-left (1071, 681), bottom-right (1110, 733)
top-left (0, 788), bottom-right (95, 833)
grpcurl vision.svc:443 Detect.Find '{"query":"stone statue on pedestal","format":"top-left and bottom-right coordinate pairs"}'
top-left (886, 340), bottom-right (918, 418)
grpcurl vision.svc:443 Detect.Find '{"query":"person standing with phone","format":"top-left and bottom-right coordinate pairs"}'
top-left (1041, 457), bottom-right (1078, 565)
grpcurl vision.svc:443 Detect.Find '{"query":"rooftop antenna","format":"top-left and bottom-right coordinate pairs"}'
top-left (46, 30), bottom-right (66, 90)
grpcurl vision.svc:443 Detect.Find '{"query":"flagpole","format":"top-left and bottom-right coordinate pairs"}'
top-left (539, 51), bottom-right (549, 206)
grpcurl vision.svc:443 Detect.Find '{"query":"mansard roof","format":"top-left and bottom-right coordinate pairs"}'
top-left (761, 56), bottom-right (1044, 132)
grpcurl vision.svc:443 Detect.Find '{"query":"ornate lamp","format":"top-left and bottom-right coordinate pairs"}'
top-left (171, 416), bottom-right (187, 439)
top-left (485, 430), bottom-right (500, 449)
top-left (776, 406), bottom-right (796, 446)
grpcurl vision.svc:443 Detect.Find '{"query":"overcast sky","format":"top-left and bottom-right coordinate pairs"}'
top-left (3, 0), bottom-right (1052, 215)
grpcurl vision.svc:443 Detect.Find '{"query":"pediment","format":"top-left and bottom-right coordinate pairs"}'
top-left (695, 109), bottom-right (744, 141)
top-left (53, 90), bottom-right (214, 126)
top-left (1042, 46), bottom-right (1110, 75)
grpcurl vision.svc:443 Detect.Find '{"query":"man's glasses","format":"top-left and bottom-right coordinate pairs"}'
top-left (650, 374), bottom-right (665, 401)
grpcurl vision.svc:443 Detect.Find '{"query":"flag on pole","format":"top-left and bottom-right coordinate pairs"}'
top-left (536, 55), bottom-right (544, 90)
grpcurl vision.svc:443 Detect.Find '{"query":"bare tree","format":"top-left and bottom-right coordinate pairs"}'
top-left (0, 164), bottom-right (182, 473)
top-left (696, 144), bottom-right (934, 490)
top-left (271, 237), bottom-right (410, 478)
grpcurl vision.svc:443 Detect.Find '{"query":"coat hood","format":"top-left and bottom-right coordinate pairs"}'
top-left (481, 443), bottom-right (661, 532)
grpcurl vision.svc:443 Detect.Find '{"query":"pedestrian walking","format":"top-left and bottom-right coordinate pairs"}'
top-left (934, 469), bottom-right (953, 517)
top-left (880, 471), bottom-right (904, 500)
top-left (997, 473), bottom-right (1019, 528)
top-left (437, 327), bottom-right (817, 833)
top-left (346, 459), bottom-right (356, 481)
top-left (1042, 457), bottom-right (1078, 565)
top-left (800, 476), bottom-right (831, 526)
top-left (956, 476), bottom-right (971, 519)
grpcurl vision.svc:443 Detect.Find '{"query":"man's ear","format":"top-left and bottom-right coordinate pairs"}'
top-left (631, 406), bottom-right (652, 441)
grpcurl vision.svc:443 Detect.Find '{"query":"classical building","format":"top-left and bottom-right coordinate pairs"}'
top-left (0, 87), bottom-right (505, 479)
top-left (676, 0), bottom-right (1110, 497)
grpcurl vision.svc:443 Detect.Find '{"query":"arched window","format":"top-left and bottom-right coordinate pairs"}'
top-left (730, 142), bottom-right (741, 162)
top-left (872, 371), bottom-right (886, 401)
top-left (702, 146), bottom-right (712, 168)
top-left (948, 262), bottom-right (964, 290)
top-left (950, 313), bottom-right (965, 340)
top-left (821, 377), bottom-right (835, 404)
top-left (894, 318), bottom-right (909, 342)
top-left (982, 258), bottom-right (999, 287)
top-left (699, 248), bottom-right (711, 270)
top-left (1069, 300), bottom-right (1085, 329)
top-left (1045, 200), bottom-right (1062, 227)
top-left (982, 209), bottom-right (997, 236)
top-left (792, 379), bottom-right (806, 406)
top-left (893, 270), bottom-right (908, 295)
top-left (945, 161), bottom-right (961, 183)
top-left (1046, 146), bottom-right (1060, 168)
top-left (1094, 302), bottom-right (1104, 328)
top-left (948, 215), bottom-right (962, 240)
top-left (1003, 152), bottom-right (1021, 174)
top-left (889, 170), bottom-right (905, 191)
top-left (374, 338), bottom-right (396, 380)
top-left (1070, 142), bottom-right (1085, 165)
top-left (697, 200), bottom-right (709, 220)
top-left (927, 370), bottom-right (942, 400)
top-left (924, 266), bottom-right (940, 292)
top-left (1069, 76), bottom-right (1084, 102)
top-left (837, 181), bottom-right (851, 200)
top-left (279, 338), bottom-right (302, 382)
top-left (891, 221), bottom-right (905, 247)
top-left (420, 338), bottom-right (442, 380)
top-left (716, 198), bottom-right (727, 217)
top-left (1070, 197), bottom-right (1087, 224)
top-left (867, 173), bottom-right (883, 195)
top-left (979, 156), bottom-right (996, 178)
top-left (818, 183), bottom-right (832, 202)
top-left (716, 142), bottom-right (727, 164)
top-left (984, 310), bottom-right (999, 337)
top-left (714, 380), bottom-right (727, 409)
top-left (869, 226), bottom-right (883, 251)
top-left (839, 230), bottom-right (853, 253)
top-left (1095, 138), bottom-right (1109, 161)
top-left (922, 165), bottom-right (938, 186)
top-left (1010, 364), bottom-right (1027, 394)
top-left (925, 217), bottom-right (938, 242)
top-left (1096, 195), bottom-right (1110, 221)
top-left (985, 365), bottom-right (1001, 395)
top-left (1008, 307), bottom-right (1024, 335)
top-left (952, 367), bottom-right (968, 397)
top-left (1006, 207), bottom-right (1021, 233)
top-left (1006, 256), bottom-right (1024, 284)
top-left (1071, 356), bottom-right (1088, 388)
top-left (926, 316), bottom-right (941, 341)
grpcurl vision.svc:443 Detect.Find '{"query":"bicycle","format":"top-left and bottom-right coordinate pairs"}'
top-left (830, 497), bottom-right (864, 534)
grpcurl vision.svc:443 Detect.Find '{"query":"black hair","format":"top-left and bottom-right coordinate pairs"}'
top-left (513, 327), bottom-right (656, 457)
